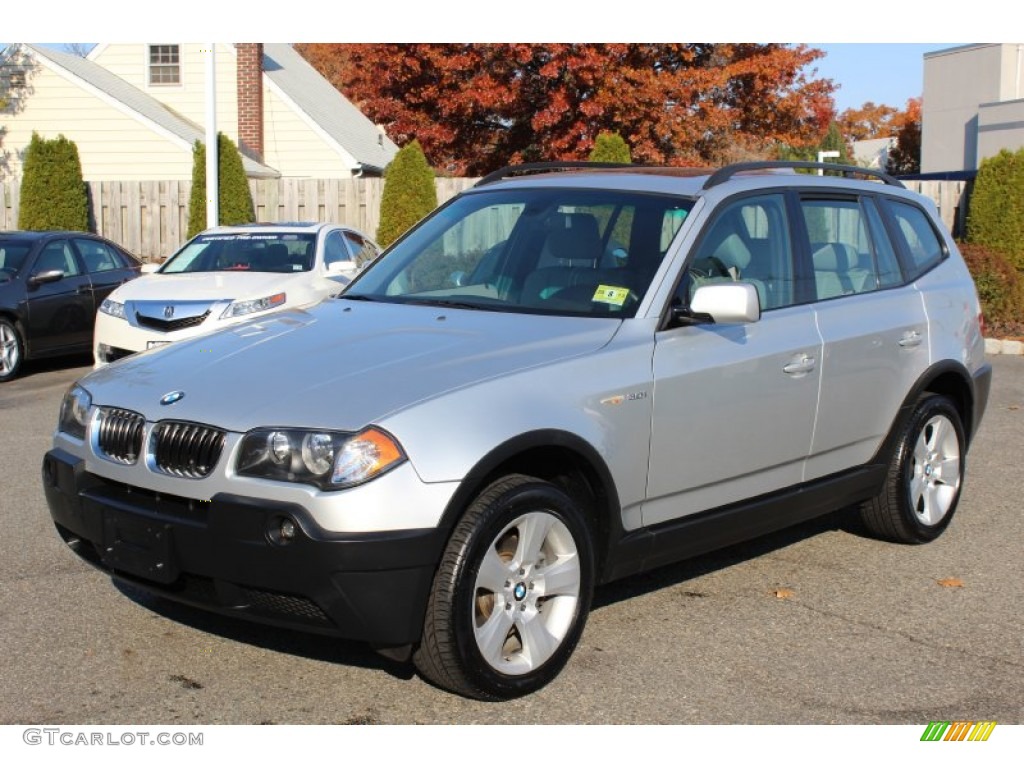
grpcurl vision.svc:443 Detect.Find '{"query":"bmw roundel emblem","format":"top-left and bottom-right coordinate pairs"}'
top-left (160, 390), bottom-right (185, 406)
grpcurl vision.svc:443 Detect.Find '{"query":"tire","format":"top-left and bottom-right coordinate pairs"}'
top-left (0, 318), bottom-right (24, 383)
top-left (413, 474), bottom-right (595, 700)
top-left (860, 394), bottom-right (966, 544)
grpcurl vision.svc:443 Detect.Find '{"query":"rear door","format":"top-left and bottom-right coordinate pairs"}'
top-left (72, 237), bottom-right (138, 306)
top-left (801, 193), bottom-right (929, 478)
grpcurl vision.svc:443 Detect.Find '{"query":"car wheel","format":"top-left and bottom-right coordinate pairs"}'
top-left (860, 394), bottom-right (966, 544)
top-left (0, 318), bottom-right (24, 382)
top-left (413, 474), bottom-right (595, 700)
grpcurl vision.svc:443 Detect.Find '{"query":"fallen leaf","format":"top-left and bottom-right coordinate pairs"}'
top-left (937, 577), bottom-right (964, 588)
top-left (772, 588), bottom-right (795, 599)
top-left (1008, 405), bottom-right (1020, 411)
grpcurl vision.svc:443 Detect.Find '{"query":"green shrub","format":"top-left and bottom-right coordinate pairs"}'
top-left (589, 132), bottom-right (632, 163)
top-left (187, 133), bottom-right (255, 238)
top-left (377, 140), bottom-right (437, 248)
top-left (17, 132), bottom-right (89, 231)
top-left (967, 148), bottom-right (1024, 270)
top-left (959, 242), bottom-right (1024, 337)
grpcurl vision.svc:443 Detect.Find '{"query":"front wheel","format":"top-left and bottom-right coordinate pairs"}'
top-left (413, 474), bottom-right (595, 700)
top-left (0, 318), bottom-right (24, 382)
top-left (860, 394), bottom-right (966, 543)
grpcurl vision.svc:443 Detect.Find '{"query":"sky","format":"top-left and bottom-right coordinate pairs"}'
top-left (811, 44), bottom-right (955, 113)
top-left (8, 0), bottom-right (1006, 118)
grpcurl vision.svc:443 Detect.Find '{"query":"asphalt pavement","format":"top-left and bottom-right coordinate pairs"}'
top-left (1, 353), bottom-right (1021, 725)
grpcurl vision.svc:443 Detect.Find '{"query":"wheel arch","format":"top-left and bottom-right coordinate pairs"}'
top-left (437, 430), bottom-right (622, 581)
top-left (873, 361), bottom-right (977, 465)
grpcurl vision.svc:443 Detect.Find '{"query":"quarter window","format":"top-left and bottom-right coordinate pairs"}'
top-left (148, 45), bottom-right (181, 85)
top-left (884, 200), bottom-right (946, 279)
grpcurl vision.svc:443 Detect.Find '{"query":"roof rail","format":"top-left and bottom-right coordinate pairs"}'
top-left (475, 162), bottom-right (638, 187)
top-left (702, 161), bottom-right (905, 190)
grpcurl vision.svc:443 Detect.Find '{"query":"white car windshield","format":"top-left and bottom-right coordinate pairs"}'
top-left (160, 233), bottom-right (318, 274)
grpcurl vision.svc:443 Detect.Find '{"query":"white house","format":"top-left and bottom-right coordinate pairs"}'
top-left (0, 43), bottom-right (398, 182)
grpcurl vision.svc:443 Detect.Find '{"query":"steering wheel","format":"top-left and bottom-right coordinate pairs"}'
top-left (689, 255), bottom-right (733, 280)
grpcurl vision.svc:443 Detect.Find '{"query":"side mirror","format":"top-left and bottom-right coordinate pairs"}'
top-left (677, 282), bottom-right (761, 325)
top-left (141, 263), bottom-right (160, 274)
top-left (28, 269), bottom-right (65, 287)
top-left (327, 259), bottom-right (358, 275)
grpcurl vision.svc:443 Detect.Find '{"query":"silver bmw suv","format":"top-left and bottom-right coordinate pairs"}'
top-left (43, 161), bottom-right (991, 700)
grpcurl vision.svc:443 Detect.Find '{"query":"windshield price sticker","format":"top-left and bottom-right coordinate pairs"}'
top-left (592, 285), bottom-right (630, 306)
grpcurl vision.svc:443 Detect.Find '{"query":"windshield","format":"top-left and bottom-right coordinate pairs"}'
top-left (346, 188), bottom-right (693, 318)
top-left (0, 240), bottom-right (33, 277)
top-left (160, 233), bottom-right (318, 274)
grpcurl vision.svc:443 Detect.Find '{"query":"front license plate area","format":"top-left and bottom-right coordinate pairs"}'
top-left (102, 512), bottom-right (179, 584)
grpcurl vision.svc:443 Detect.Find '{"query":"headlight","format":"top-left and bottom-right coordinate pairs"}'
top-left (58, 384), bottom-right (92, 439)
top-left (99, 298), bottom-right (126, 319)
top-left (236, 427), bottom-right (405, 490)
top-left (221, 293), bottom-right (286, 319)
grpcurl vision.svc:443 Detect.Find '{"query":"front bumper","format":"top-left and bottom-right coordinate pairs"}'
top-left (42, 448), bottom-right (446, 647)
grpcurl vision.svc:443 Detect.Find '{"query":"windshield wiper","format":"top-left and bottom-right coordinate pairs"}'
top-left (403, 298), bottom-right (510, 312)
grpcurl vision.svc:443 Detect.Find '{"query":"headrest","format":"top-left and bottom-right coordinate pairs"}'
top-left (545, 213), bottom-right (602, 264)
top-left (812, 243), bottom-right (856, 272)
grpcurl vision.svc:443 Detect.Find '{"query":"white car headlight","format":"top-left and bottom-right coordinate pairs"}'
top-left (99, 298), bottom-right (126, 319)
top-left (221, 293), bottom-right (286, 319)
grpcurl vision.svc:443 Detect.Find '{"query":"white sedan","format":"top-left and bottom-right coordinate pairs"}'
top-left (94, 222), bottom-right (379, 366)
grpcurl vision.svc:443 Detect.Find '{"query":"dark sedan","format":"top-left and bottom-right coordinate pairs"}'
top-left (0, 231), bottom-right (141, 381)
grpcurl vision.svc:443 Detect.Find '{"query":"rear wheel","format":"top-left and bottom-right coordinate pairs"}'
top-left (413, 474), bottom-right (595, 700)
top-left (860, 394), bottom-right (965, 543)
top-left (0, 318), bottom-right (24, 382)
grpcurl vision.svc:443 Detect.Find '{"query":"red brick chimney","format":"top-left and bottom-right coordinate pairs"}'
top-left (236, 43), bottom-right (264, 160)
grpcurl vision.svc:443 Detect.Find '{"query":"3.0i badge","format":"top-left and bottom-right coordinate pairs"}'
top-left (160, 390), bottom-right (185, 406)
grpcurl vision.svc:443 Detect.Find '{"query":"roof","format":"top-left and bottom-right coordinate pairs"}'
top-left (21, 45), bottom-right (281, 179)
top-left (261, 44), bottom-right (398, 174)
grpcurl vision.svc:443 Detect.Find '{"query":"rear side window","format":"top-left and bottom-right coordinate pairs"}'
top-left (884, 200), bottom-right (946, 279)
top-left (800, 197), bottom-right (903, 300)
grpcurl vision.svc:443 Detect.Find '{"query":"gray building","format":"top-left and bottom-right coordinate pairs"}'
top-left (922, 43), bottom-right (1024, 173)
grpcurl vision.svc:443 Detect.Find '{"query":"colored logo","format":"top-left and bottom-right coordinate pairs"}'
top-left (920, 721), bottom-right (996, 742)
top-left (159, 390), bottom-right (185, 406)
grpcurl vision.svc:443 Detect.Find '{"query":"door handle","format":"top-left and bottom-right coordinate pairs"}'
top-left (783, 354), bottom-right (816, 375)
top-left (899, 330), bottom-right (923, 348)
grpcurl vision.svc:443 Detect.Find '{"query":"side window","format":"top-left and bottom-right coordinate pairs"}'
top-left (74, 239), bottom-right (122, 273)
top-left (323, 231), bottom-right (350, 269)
top-left (862, 198), bottom-right (903, 288)
top-left (683, 193), bottom-right (796, 311)
top-left (343, 231), bottom-right (380, 267)
top-left (801, 198), bottom-right (881, 300)
top-left (884, 200), bottom-right (946, 279)
top-left (35, 241), bottom-right (80, 277)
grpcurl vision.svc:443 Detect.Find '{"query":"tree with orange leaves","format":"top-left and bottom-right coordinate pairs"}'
top-left (297, 44), bottom-right (834, 175)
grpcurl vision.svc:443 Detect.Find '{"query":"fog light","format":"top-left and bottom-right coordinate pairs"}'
top-left (280, 518), bottom-right (297, 541)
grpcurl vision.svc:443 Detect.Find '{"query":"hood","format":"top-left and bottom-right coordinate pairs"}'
top-left (113, 271), bottom-right (310, 302)
top-left (81, 299), bottom-right (622, 432)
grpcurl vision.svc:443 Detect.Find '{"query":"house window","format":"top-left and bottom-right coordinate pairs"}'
top-left (148, 45), bottom-right (180, 85)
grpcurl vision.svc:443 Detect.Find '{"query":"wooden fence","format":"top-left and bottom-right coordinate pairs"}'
top-left (0, 176), bottom-right (971, 260)
top-left (0, 177), bottom-right (477, 260)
